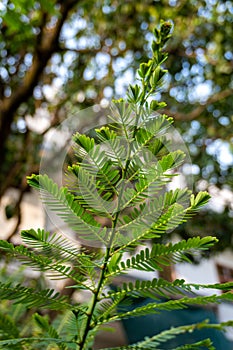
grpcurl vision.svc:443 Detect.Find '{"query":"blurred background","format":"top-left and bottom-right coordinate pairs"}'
top-left (0, 0), bottom-right (233, 346)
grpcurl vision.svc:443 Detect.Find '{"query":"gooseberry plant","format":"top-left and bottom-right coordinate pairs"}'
top-left (0, 21), bottom-right (232, 350)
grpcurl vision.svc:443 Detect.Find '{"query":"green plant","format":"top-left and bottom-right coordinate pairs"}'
top-left (0, 21), bottom-right (232, 350)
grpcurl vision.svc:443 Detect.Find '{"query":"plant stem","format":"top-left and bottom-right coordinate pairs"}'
top-left (78, 117), bottom-right (138, 348)
top-left (78, 245), bottom-right (111, 349)
top-left (124, 104), bottom-right (143, 173)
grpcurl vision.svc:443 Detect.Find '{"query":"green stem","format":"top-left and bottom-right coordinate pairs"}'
top-left (78, 117), bottom-right (139, 348)
top-left (78, 180), bottom-right (127, 349)
top-left (124, 103), bottom-right (143, 173)
top-left (78, 246), bottom-right (110, 349)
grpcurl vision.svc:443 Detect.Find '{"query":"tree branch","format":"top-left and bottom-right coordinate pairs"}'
top-left (163, 88), bottom-right (233, 121)
top-left (0, 1), bottom-right (78, 170)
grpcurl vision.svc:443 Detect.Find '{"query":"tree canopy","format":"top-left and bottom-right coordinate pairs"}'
top-left (0, 0), bottom-right (232, 251)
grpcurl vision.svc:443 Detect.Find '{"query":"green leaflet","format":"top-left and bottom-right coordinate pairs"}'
top-left (99, 279), bottom-right (233, 326)
top-left (173, 340), bottom-right (214, 350)
top-left (0, 281), bottom-right (70, 310)
top-left (72, 134), bottom-right (121, 194)
top-left (27, 174), bottom-right (108, 244)
top-left (21, 228), bottom-right (80, 260)
top-left (106, 102), bottom-right (136, 141)
top-left (67, 166), bottom-right (118, 215)
top-left (102, 278), bottom-right (192, 302)
top-left (95, 135), bottom-right (127, 168)
top-left (106, 292), bottom-right (233, 323)
top-left (113, 202), bottom-right (201, 251)
top-left (104, 319), bottom-right (225, 349)
top-left (107, 236), bottom-right (218, 275)
top-left (21, 228), bottom-right (100, 282)
top-left (102, 278), bottom-right (233, 305)
top-left (114, 150), bottom-right (186, 212)
top-left (0, 238), bottom-right (90, 280)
